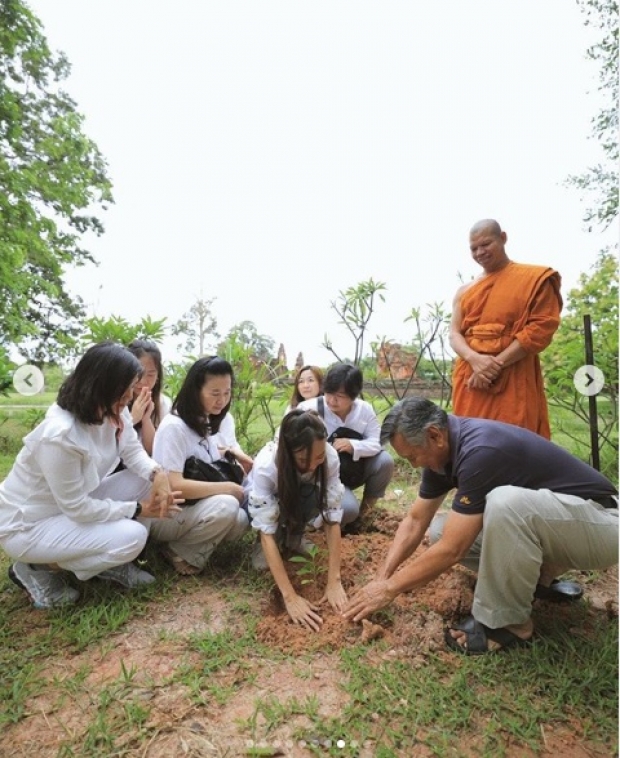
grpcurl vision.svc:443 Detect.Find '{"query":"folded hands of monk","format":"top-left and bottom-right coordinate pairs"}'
top-left (467, 354), bottom-right (504, 389)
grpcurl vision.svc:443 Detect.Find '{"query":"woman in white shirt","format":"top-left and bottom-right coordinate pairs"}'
top-left (297, 363), bottom-right (394, 533)
top-left (0, 342), bottom-right (181, 610)
top-left (248, 409), bottom-right (347, 631)
top-left (151, 357), bottom-right (251, 576)
top-left (126, 339), bottom-right (172, 455)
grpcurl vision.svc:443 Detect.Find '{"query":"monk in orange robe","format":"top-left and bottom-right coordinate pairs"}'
top-left (450, 219), bottom-right (562, 439)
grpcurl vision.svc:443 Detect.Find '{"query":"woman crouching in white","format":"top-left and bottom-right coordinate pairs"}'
top-left (0, 341), bottom-right (183, 610)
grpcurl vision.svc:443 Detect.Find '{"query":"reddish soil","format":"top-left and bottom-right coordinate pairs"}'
top-left (254, 526), bottom-right (474, 657)
top-left (1, 508), bottom-right (617, 758)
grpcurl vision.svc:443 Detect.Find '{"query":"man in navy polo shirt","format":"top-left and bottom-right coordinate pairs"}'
top-left (342, 397), bottom-right (618, 655)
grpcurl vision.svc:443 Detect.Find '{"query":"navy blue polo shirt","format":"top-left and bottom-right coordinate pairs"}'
top-left (419, 416), bottom-right (618, 515)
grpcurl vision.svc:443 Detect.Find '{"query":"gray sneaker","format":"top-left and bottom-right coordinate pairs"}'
top-left (9, 562), bottom-right (80, 610)
top-left (96, 562), bottom-right (155, 588)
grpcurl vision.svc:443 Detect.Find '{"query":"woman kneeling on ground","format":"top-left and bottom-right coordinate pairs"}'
top-left (151, 356), bottom-right (251, 576)
top-left (0, 341), bottom-right (182, 610)
top-left (249, 409), bottom-right (347, 631)
top-left (297, 363), bottom-right (394, 533)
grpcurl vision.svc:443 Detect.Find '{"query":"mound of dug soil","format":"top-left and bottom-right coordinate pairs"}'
top-left (254, 507), bottom-right (618, 658)
top-left (255, 528), bottom-right (476, 656)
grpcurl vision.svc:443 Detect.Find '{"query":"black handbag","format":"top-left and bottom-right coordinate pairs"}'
top-left (328, 427), bottom-right (367, 489)
top-left (182, 451), bottom-right (245, 505)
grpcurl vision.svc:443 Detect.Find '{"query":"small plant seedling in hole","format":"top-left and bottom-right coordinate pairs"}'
top-left (289, 544), bottom-right (326, 585)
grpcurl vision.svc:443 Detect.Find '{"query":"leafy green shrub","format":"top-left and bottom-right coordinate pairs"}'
top-left (23, 408), bottom-right (46, 431)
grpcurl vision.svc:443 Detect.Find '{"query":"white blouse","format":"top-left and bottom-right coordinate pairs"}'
top-left (0, 404), bottom-right (158, 536)
top-left (295, 397), bottom-right (382, 459)
top-left (248, 440), bottom-right (344, 535)
top-left (152, 412), bottom-right (241, 473)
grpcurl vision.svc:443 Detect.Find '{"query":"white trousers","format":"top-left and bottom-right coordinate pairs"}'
top-left (1, 470), bottom-right (251, 577)
top-left (429, 486), bottom-right (619, 628)
top-left (1, 470), bottom-right (152, 581)
top-left (146, 495), bottom-right (249, 569)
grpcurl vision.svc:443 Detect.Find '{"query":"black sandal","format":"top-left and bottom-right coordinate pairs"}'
top-left (445, 615), bottom-right (533, 656)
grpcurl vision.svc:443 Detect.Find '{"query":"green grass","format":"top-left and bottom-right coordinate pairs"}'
top-left (0, 390), bottom-right (57, 407)
top-left (550, 402), bottom-right (618, 482)
top-left (0, 538), bottom-right (275, 747)
top-left (0, 502), bottom-right (617, 755)
top-left (324, 618), bottom-right (618, 756)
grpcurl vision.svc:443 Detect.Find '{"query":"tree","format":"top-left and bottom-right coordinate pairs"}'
top-left (567, 0), bottom-right (618, 228)
top-left (0, 0), bottom-right (114, 357)
top-left (222, 321), bottom-right (275, 363)
top-left (322, 278), bottom-right (387, 365)
top-left (0, 346), bottom-right (13, 396)
top-left (542, 250), bottom-right (618, 478)
top-left (556, 1), bottom-right (618, 480)
top-left (369, 302), bottom-right (453, 408)
top-left (171, 297), bottom-right (220, 357)
top-left (81, 314), bottom-right (167, 348)
top-left (16, 294), bottom-right (84, 366)
top-left (217, 332), bottom-right (283, 452)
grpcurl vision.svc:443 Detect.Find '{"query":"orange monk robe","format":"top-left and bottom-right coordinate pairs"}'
top-left (452, 262), bottom-right (562, 438)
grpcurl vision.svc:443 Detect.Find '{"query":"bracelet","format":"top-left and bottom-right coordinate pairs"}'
top-left (132, 502), bottom-right (142, 519)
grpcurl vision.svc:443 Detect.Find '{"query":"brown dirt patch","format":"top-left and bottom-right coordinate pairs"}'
top-left (254, 528), bottom-right (475, 657)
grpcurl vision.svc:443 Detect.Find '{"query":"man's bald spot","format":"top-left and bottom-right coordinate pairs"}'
top-left (470, 219), bottom-right (503, 237)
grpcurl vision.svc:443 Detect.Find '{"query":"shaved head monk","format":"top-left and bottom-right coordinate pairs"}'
top-left (449, 219), bottom-right (562, 439)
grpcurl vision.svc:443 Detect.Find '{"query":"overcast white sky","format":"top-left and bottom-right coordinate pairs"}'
top-left (28, 0), bottom-right (613, 367)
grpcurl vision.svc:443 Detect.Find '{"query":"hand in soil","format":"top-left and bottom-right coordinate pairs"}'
top-left (284, 593), bottom-right (323, 631)
top-left (321, 580), bottom-right (347, 613)
top-left (342, 578), bottom-right (395, 622)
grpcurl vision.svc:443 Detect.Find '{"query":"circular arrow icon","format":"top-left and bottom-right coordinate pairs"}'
top-left (13, 365), bottom-right (45, 396)
top-left (573, 365), bottom-right (605, 397)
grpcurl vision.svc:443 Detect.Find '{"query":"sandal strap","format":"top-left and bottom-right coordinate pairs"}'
top-left (446, 615), bottom-right (532, 655)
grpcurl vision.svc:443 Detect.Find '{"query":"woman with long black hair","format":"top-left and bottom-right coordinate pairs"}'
top-left (248, 409), bottom-right (347, 631)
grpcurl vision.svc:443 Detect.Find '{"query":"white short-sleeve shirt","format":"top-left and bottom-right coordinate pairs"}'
top-left (152, 412), bottom-right (240, 473)
top-left (296, 397), bottom-right (382, 460)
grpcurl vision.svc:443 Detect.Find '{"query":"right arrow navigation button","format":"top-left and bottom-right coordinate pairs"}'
top-left (573, 365), bottom-right (605, 397)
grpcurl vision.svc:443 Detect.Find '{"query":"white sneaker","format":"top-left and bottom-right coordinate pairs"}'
top-left (251, 541), bottom-right (269, 571)
top-left (97, 562), bottom-right (155, 588)
top-left (9, 562), bottom-right (80, 610)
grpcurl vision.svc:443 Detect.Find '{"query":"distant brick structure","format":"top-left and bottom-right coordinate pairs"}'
top-left (376, 341), bottom-right (418, 380)
top-left (294, 352), bottom-right (304, 371)
top-left (247, 344), bottom-right (289, 380)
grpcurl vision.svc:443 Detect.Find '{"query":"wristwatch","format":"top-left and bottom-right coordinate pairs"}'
top-left (132, 502), bottom-right (142, 519)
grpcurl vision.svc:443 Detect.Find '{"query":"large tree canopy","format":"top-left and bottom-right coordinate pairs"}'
top-left (0, 0), bottom-right (113, 361)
